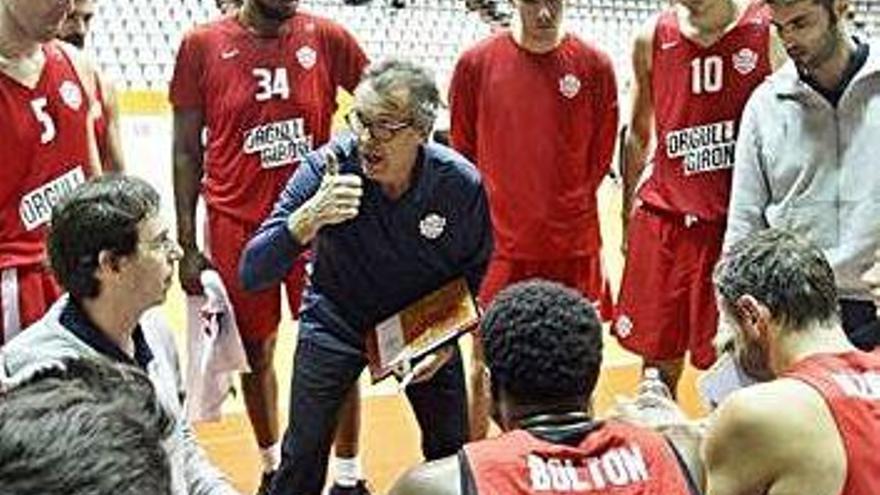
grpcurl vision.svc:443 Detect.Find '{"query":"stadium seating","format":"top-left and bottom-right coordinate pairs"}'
top-left (87, 0), bottom-right (880, 95)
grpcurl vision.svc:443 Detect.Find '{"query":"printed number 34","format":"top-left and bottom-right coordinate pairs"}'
top-left (253, 67), bottom-right (290, 102)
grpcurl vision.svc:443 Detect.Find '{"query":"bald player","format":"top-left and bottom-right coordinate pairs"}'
top-left (390, 280), bottom-right (701, 495)
top-left (0, 0), bottom-right (101, 344)
top-left (707, 229), bottom-right (880, 495)
top-left (615, 0), bottom-right (785, 392)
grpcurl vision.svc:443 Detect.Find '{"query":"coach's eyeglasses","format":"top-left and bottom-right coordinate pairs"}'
top-left (345, 110), bottom-right (411, 143)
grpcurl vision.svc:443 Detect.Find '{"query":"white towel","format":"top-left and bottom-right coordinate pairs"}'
top-left (184, 270), bottom-right (250, 423)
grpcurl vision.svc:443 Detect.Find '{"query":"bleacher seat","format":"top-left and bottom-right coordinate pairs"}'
top-left (87, 0), bottom-right (880, 94)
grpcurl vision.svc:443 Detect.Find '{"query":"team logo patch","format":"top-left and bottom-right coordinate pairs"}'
top-left (558, 73), bottom-right (581, 99)
top-left (419, 213), bottom-right (446, 240)
top-left (615, 314), bottom-right (633, 339)
top-left (732, 48), bottom-right (759, 75)
top-left (59, 80), bottom-right (82, 111)
top-left (296, 46), bottom-right (317, 70)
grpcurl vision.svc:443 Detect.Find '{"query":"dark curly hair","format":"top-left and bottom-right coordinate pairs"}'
top-left (481, 279), bottom-right (603, 404)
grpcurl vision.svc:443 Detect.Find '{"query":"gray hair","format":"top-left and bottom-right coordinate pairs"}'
top-left (360, 59), bottom-right (441, 135)
top-left (713, 229), bottom-right (840, 332)
top-left (0, 358), bottom-right (173, 495)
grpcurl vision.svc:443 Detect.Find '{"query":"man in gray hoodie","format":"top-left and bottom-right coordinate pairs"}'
top-left (0, 175), bottom-right (240, 495)
top-left (726, 0), bottom-right (880, 350)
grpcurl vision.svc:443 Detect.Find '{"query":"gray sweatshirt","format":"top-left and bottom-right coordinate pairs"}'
top-left (725, 41), bottom-right (880, 300)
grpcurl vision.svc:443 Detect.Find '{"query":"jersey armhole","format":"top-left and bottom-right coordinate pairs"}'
top-left (457, 450), bottom-right (479, 495)
top-left (664, 437), bottom-right (704, 495)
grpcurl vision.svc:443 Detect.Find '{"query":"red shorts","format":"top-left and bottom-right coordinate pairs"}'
top-left (1, 263), bottom-right (62, 344)
top-left (614, 205), bottom-right (723, 369)
top-left (479, 255), bottom-right (614, 320)
top-left (207, 210), bottom-right (308, 343)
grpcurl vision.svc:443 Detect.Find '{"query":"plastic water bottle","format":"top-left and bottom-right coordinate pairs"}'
top-left (635, 367), bottom-right (681, 426)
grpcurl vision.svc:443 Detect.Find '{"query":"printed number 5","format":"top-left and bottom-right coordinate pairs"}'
top-left (253, 67), bottom-right (290, 102)
top-left (30, 97), bottom-right (57, 144)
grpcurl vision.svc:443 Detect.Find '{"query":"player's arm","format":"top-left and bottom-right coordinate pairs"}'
top-left (389, 456), bottom-right (462, 495)
top-left (621, 19), bottom-right (656, 240)
top-left (324, 19), bottom-right (369, 95)
top-left (169, 30), bottom-right (214, 294)
top-left (97, 73), bottom-right (126, 172)
top-left (722, 95), bottom-right (770, 252)
top-left (58, 41), bottom-right (102, 177)
top-left (588, 51), bottom-right (619, 190)
top-left (172, 106), bottom-right (211, 294)
top-left (703, 382), bottom-right (804, 495)
top-left (661, 423), bottom-right (707, 493)
top-left (449, 54), bottom-right (478, 163)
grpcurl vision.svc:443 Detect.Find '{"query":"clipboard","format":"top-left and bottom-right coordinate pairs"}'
top-left (365, 277), bottom-right (479, 383)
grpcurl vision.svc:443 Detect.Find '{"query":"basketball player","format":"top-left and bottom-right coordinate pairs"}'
top-left (707, 229), bottom-right (880, 495)
top-left (390, 281), bottom-right (701, 495)
top-left (169, 0), bottom-right (368, 492)
top-left (449, 0), bottom-right (619, 440)
top-left (0, 0), bottom-right (102, 345)
top-left (57, 0), bottom-right (126, 172)
top-left (615, 0), bottom-right (785, 392)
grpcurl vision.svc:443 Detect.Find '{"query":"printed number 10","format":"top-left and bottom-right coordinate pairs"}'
top-left (691, 56), bottom-right (723, 95)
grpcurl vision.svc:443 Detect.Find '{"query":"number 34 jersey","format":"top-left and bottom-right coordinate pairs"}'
top-left (0, 42), bottom-right (92, 269)
top-left (639, 1), bottom-right (771, 222)
top-left (170, 12), bottom-right (367, 224)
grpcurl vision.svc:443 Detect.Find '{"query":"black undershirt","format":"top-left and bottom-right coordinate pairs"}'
top-left (801, 39), bottom-right (869, 107)
top-left (60, 299), bottom-right (153, 370)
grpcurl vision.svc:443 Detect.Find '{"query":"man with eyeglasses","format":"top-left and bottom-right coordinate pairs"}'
top-left (239, 59), bottom-right (493, 495)
top-left (1, 175), bottom-right (241, 495)
top-left (169, 1), bottom-right (369, 491)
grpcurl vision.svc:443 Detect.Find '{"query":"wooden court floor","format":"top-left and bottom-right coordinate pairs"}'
top-left (154, 181), bottom-right (709, 494)
top-left (190, 350), bottom-right (706, 494)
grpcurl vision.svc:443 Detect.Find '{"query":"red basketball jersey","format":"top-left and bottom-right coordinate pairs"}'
top-left (784, 351), bottom-right (880, 495)
top-left (464, 421), bottom-right (692, 494)
top-left (638, 1), bottom-right (771, 221)
top-left (0, 42), bottom-right (93, 269)
top-left (450, 33), bottom-right (619, 259)
top-left (169, 12), bottom-right (367, 224)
